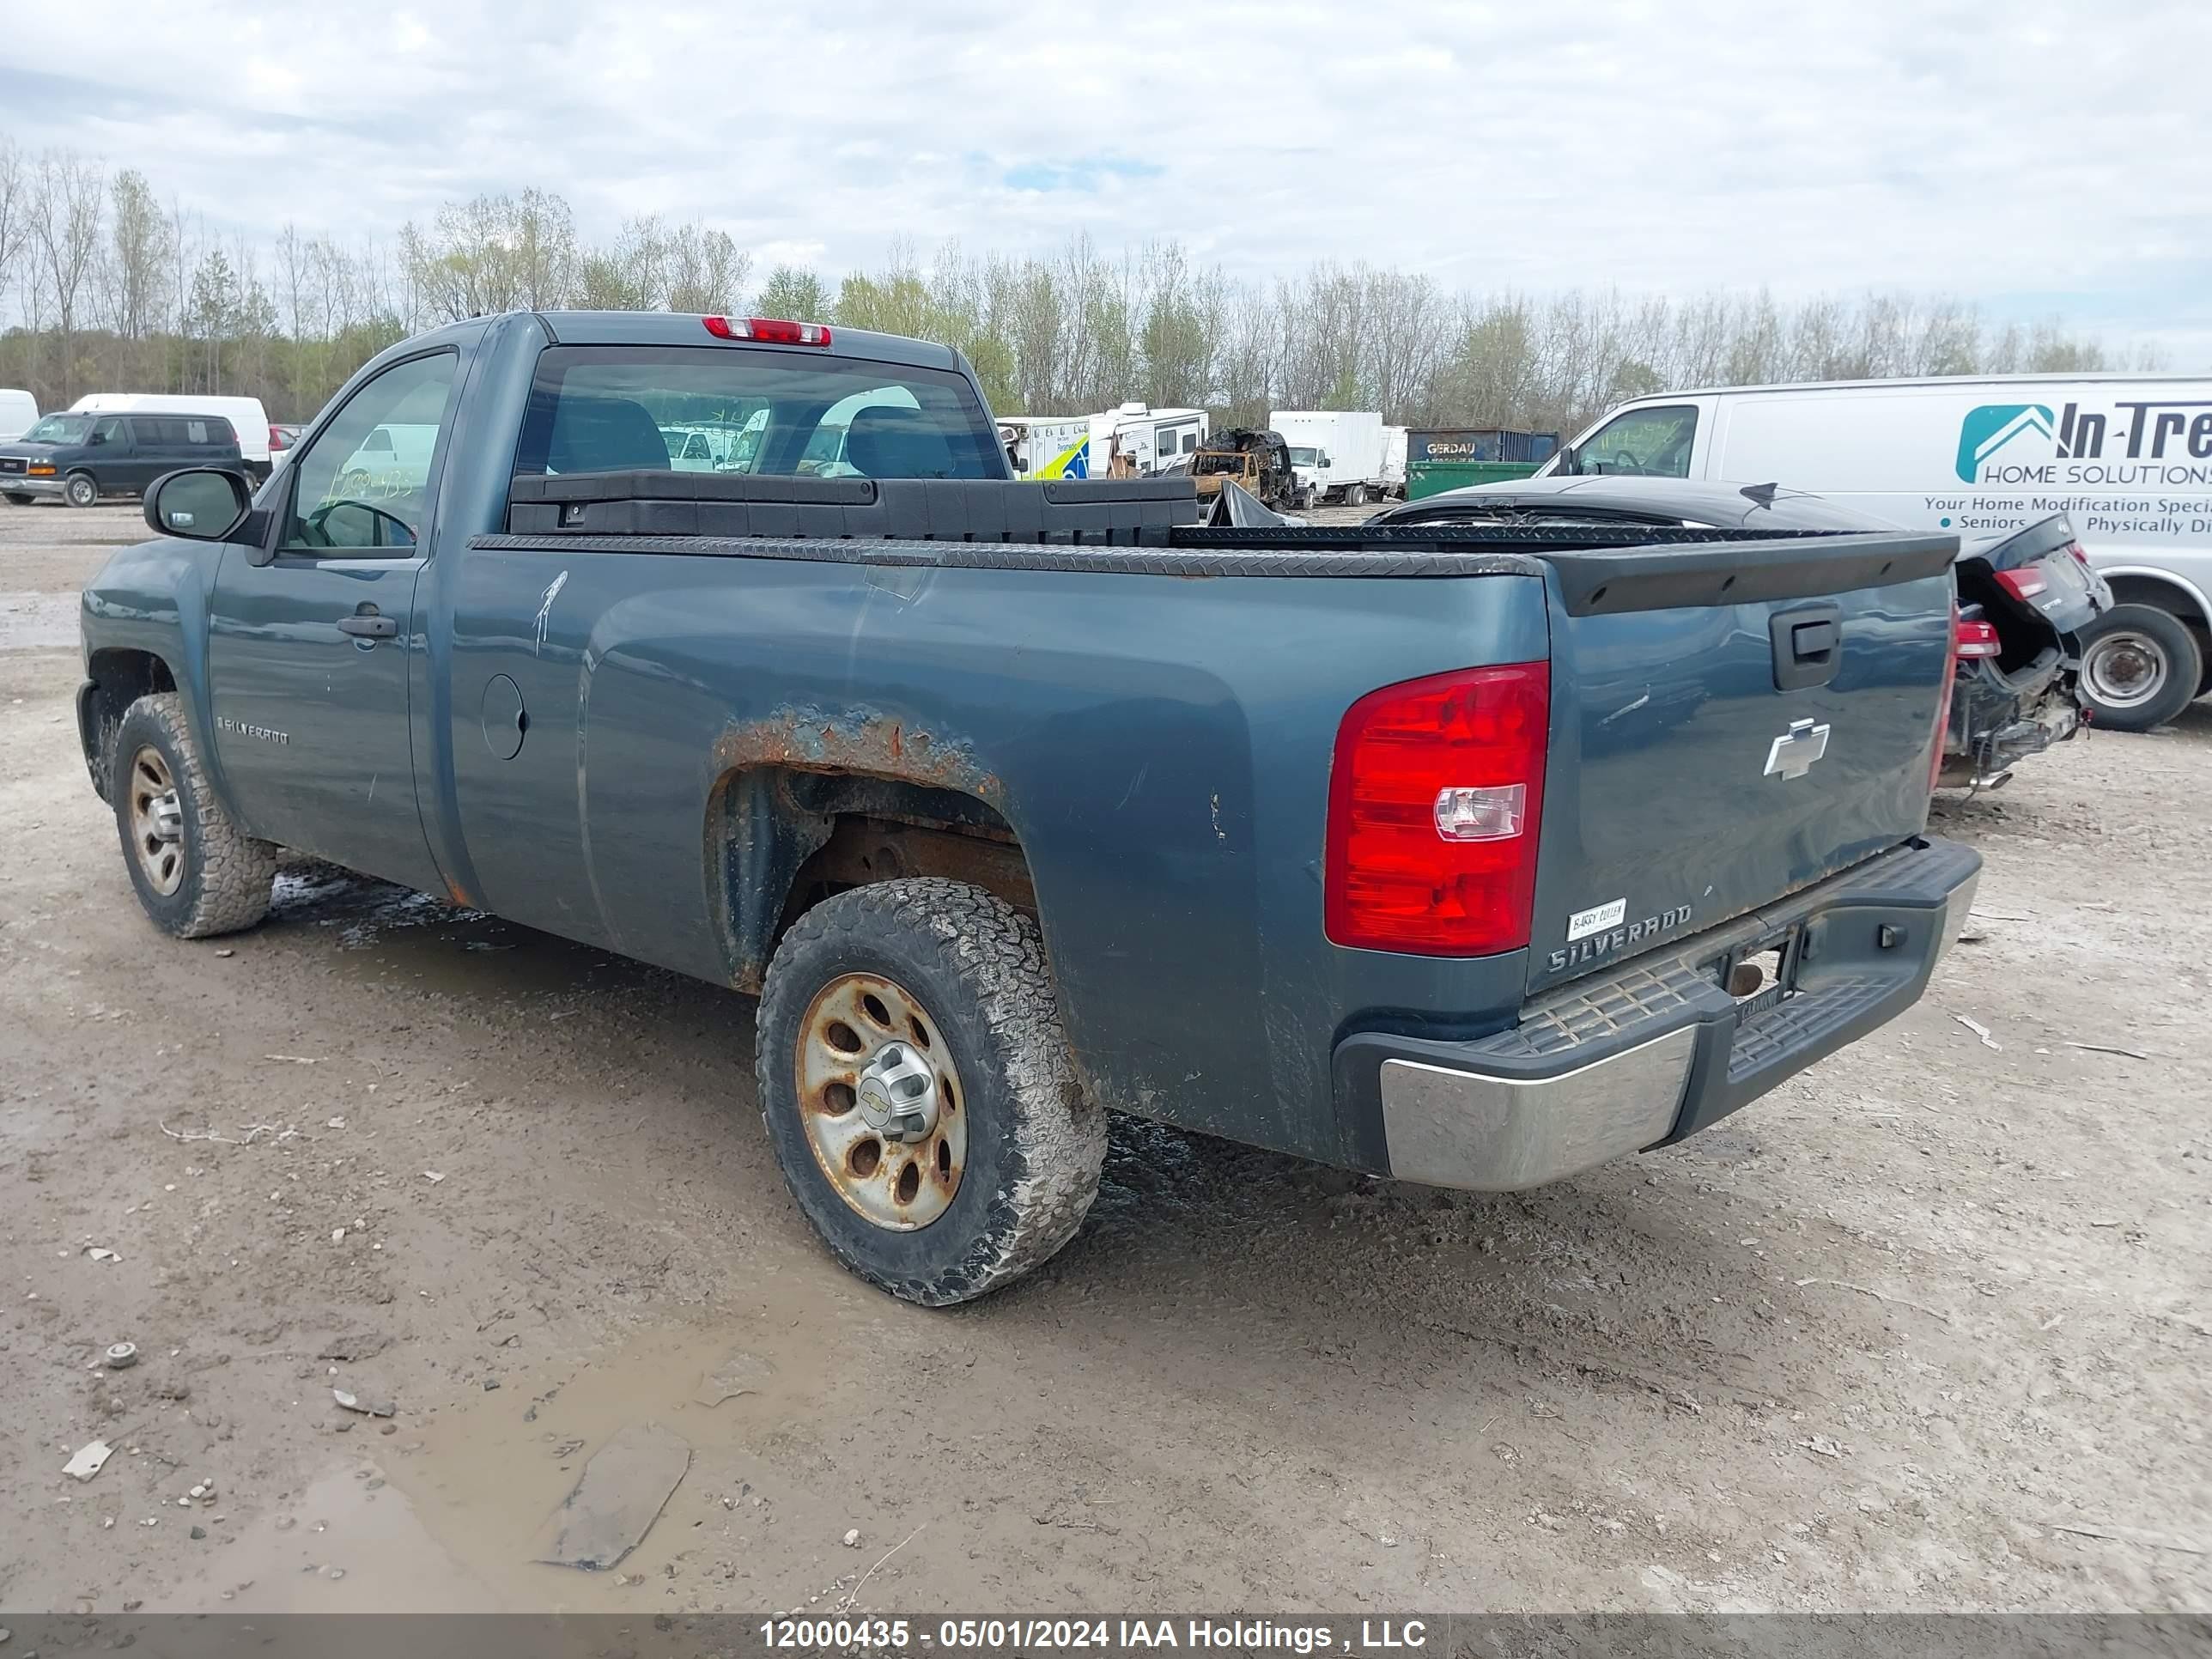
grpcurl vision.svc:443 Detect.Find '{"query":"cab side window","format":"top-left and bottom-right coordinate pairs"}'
top-left (92, 416), bottom-right (126, 447)
top-left (1579, 405), bottom-right (1698, 478)
top-left (282, 352), bottom-right (459, 554)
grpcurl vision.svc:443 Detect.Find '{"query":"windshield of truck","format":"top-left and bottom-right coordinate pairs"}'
top-left (1288, 447), bottom-right (1319, 466)
top-left (22, 415), bottom-right (91, 444)
top-left (515, 346), bottom-right (1006, 480)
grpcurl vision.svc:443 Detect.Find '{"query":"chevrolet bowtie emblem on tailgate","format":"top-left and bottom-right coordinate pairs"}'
top-left (1764, 718), bottom-right (1831, 781)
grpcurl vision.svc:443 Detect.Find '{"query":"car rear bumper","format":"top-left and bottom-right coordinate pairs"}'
top-left (1332, 836), bottom-right (1981, 1191)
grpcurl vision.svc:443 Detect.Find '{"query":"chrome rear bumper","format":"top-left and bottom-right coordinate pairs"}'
top-left (1340, 837), bottom-right (1982, 1193)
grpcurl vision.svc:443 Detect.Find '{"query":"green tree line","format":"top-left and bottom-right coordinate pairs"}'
top-left (0, 137), bottom-right (2159, 434)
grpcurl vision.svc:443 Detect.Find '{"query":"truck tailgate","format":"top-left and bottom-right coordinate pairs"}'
top-left (1528, 532), bottom-right (1958, 994)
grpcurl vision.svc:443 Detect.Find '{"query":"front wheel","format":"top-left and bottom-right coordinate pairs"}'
top-left (754, 878), bottom-right (1106, 1306)
top-left (64, 471), bottom-right (99, 508)
top-left (2077, 603), bottom-right (2203, 732)
top-left (110, 693), bottom-right (278, 937)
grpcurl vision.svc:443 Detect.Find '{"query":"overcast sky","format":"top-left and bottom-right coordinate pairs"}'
top-left (8, 0), bottom-right (2209, 362)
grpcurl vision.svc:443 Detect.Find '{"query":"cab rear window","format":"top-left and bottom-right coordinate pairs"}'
top-left (514, 346), bottom-right (1005, 482)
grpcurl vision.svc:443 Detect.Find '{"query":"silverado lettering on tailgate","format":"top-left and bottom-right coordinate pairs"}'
top-left (1548, 904), bottom-right (1692, 974)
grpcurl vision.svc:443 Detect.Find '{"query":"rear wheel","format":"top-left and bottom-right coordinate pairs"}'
top-left (2077, 603), bottom-right (2202, 732)
top-left (1346, 483), bottom-right (1367, 508)
top-left (64, 471), bottom-right (99, 508)
top-left (754, 878), bottom-right (1105, 1306)
top-left (109, 693), bottom-right (277, 937)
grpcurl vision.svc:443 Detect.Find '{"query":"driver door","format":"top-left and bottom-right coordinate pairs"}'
top-left (204, 349), bottom-right (460, 890)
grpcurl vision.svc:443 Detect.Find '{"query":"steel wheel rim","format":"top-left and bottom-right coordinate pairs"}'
top-left (68, 476), bottom-right (94, 506)
top-left (2082, 630), bottom-right (2166, 709)
top-left (795, 971), bottom-right (967, 1231)
top-left (127, 744), bottom-right (185, 896)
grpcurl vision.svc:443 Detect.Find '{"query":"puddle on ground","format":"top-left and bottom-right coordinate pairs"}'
top-left (356, 1267), bottom-right (927, 1609)
top-left (264, 862), bottom-right (672, 1006)
top-left (179, 1456), bottom-right (495, 1612)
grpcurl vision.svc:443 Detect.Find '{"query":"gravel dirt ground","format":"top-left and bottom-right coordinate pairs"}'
top-left (2, 503), bottom-right (2207, 1616)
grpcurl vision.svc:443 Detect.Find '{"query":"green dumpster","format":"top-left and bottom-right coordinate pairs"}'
top-left (1404, 459), bottom-right (1546, 501)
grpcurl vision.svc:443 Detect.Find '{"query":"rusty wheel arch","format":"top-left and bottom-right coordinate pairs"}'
top-left (706, 708), bottom-right (1036, 994)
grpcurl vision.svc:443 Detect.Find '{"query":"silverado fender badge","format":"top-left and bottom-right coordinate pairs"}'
top-left (1764, 718), bottom-right (1831, 781)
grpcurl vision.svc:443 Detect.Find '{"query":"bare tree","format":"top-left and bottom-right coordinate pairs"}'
top-left (0, 138), bottom-right (31, 305)
top-left (33, 149), bottom-right (104, 402)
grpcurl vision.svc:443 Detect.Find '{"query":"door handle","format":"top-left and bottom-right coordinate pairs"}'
top-left (336, 607), bottom-right (398, 641)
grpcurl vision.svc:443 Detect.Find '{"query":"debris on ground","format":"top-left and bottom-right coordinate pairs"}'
top-left (2063, 1040), bottom-right (2154, 1061)
top-left (843, 1528), bottom-right (862, 1547)
top-left (2045, 1520), bottom-right (2206, 1555)
top-left (85, 1247), bottom-right (120, 1262)
top-left (694, 1346), bottom-right (775, 1407)
top-left (421, 1171), bottom-right (446, 1184)
top-left (64, 1441), bottom-right (114, 1481)
top-left (332, 1388), bottom-right (395, 1418)
top-left (532, 1422), bottom-right (692, 1571)
top-left (1953, 1013), bottom-right (2000, 1050)
top-left (316, 1332), bottom-right (391, 1363)
top-left (104, 1342), bottom-right (138, 1370)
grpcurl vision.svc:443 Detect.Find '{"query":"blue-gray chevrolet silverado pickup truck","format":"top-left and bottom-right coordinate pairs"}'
top-left (76, 310), bottom-right (1980, 1304)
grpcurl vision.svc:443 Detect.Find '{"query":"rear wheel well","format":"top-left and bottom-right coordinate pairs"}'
top-left (712, 766), bottom-right (1037, 992)
top-left (82, 649), bottom-right (179, 799)
top-left (2104, 573), bottom-right (2207, 629)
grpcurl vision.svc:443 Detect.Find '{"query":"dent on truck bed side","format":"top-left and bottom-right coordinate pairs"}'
top-left (471, 555), bottom-right (1553, 1170)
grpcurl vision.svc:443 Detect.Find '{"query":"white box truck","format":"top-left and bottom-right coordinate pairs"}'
top-left (1270, 410), bottom-right (1389, 507)
top-left (1546, 374), bottom-right (2212, 730)
top-left (1382, 425), bottom-right (1408, 497)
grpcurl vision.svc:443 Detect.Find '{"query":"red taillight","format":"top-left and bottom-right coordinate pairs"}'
top-left (268, 424), bottom-right (288, 451)
top-left (1930, 602), bottom-right (1961, 791)
top-left (703, 315), bottom-right (832, 347)
top-left (2066, 539), bottom-right (2094, 571)
top-left (1954, 616), bottom-right (2002, 658)
top-left (1325, 662), bottom-right (1549, 957)
top-left (1994, 568), bottom-right (2048, 603)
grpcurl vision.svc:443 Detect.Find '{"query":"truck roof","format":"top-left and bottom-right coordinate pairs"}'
top-left (530, 310), bottom-right (963, 373)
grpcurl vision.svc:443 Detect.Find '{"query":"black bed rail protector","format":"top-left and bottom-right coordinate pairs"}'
top-left (471, 521), bottom-right (1960, 604)
top-left (507, 471), bottom-right (1202, 544)
top-left (468, 532), bottom-right (1546, 580)
top-left (1173, 526), bottom-right (1962, 613)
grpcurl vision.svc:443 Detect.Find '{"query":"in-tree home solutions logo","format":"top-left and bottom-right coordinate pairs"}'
top-left (1955, 399), bottom-right (2212, 486)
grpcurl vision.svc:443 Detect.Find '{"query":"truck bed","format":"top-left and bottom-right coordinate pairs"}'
top-left (492, 469), bottom-right (1954, 600)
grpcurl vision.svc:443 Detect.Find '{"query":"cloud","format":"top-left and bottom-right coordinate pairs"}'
top-left (5, 0), bottom-right (2209, 361)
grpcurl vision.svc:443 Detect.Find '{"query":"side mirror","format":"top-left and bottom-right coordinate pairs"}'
top-left (145, 468), bottom-right (252, 542)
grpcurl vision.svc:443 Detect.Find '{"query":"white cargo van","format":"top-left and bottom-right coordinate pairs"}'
top-left (72, 392), bottom-right (273, 478)
top-left (1271, 410), bottom-right (1389, 507)
top-left (1547, 375), bottom-right (2212, 729)
top-left (0, 389), bottom-right (37, 443)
